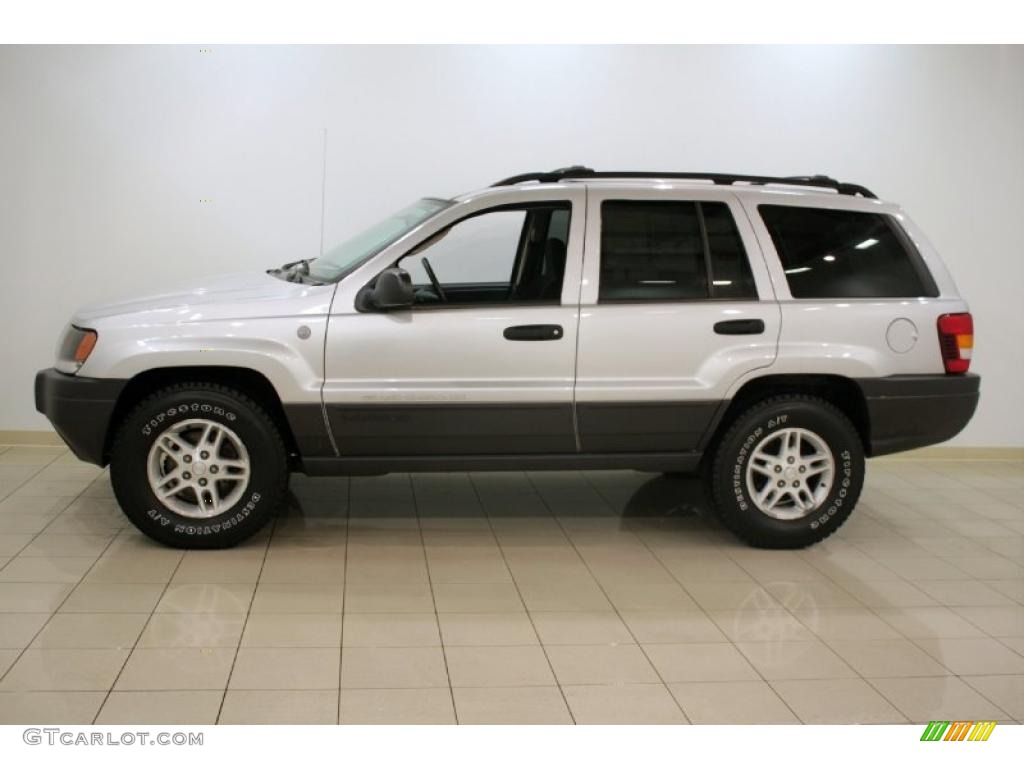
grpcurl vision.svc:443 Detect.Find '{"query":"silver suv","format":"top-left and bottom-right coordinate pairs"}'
top-left (35, 167), bottom-right (980, 549)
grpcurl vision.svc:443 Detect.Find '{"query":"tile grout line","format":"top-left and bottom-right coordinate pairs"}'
top-left (0, 446), bottom-right (65, 495)
top-left (467, 471), bottom-right (576, 725)
top-left (407, 473), bottom-right (457, 724)
top-left (0, 535), bottom-right (125, 694)
top-left (808, 628), bottom-right (950, 724)
top-left (336, 475), bottom-right (351, 724)
top-left (582, 472), bottom-right (803, 724)
top-left (836, 513), bottom-right (1024, 621)
top-left (726, 531), bottom-right (931, 724)
top-left (0, 448), bottom-right (78, 562)
top-left (850, 581), bottom-right (1024, 707)
top-left (212, 522), bottom-right (275, 724)
top-left (1, 449), bottom-right (1021, 724)
top-left (722, 510), bottom-right (975, 723)
top-left (794, 579), bottom-right (1010, 722)
top-left (709, 486), bottom-right (1022, 723)
top-left (585, 475), bottom-right (782, 729)
top-left (860, 674), bottom-right (1010, 725)
top-left (92, 543), bottom-right (189, 724)
top-left (957, 673), bottom-right (1023, 720)
top-left (0, 452), bottom-right (125, 699)
top-left (525, 471), bottom-right (690, 723)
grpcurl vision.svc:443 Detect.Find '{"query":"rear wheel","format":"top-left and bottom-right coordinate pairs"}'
top-left (110, 383), bottom-right (288, 548)
top-left (709, 395), bottom-right (864, 548)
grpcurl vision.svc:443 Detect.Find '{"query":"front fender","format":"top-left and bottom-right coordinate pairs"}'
top-left (78, 316), bottom-right (327, 405)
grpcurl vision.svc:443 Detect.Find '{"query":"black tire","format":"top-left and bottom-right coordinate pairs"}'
top-left (109, 383), bottom-right (288, 548)
top-left (708, 395), bottom-right (864, 549)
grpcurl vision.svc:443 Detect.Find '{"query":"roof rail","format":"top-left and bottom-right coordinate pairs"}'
top-left (491, 166), bottom-right (876, 198)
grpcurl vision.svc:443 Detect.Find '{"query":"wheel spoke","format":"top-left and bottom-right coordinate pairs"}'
top-left (804, 461), bottom-right (831, 480)
top-left (786, 429), bottom-right (801, 457)
top-left (199, 423), bottom-right (225, 456)
top-left (198, 423), bottom-right (216, 451)
top-left (197, 484), bottom-right (220, 515)
top-left (207, 482), bottom-right (222, 512)
top-left (158, 433), bottom-right (190, 456)
top-left (757, 483), bottom-right (780, 510)
top-left (154, 472), bottom-right (183, 498)
top-left (749, 450), bottom-right (777, 475)
top-left (211, 428), bottom-right (225, 457)
top-left (154, 445), bottom-right (174, 465)
top-left (795, 485), bottom-right (816, 511)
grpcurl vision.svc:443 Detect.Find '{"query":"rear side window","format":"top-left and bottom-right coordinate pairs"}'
top-left (759, 205), bottom-right (938, 299)
top-left (599, 201), bottom-right (757, 302)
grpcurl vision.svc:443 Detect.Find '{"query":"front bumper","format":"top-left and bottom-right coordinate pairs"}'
top-left (34, 368), bottom-right (128, 466)
top-left (857, 373), bottom-right (980, 456)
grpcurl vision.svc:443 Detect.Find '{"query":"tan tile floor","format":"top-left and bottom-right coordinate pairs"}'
top-left (0, 443), bottom-right (1022, 724)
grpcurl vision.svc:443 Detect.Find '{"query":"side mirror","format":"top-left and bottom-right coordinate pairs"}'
top-left (361, 267), bottom-right (414, 311)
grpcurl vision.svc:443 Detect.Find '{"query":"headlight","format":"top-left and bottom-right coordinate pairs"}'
top-left (55, 325), bottom-right (98, 374)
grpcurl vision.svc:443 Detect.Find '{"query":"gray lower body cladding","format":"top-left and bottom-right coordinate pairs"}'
top-left (34, 368), bottom-right (126, 465)
top-left (855, 373), bottom-right (980, 456)
top-left (323, 401), bottom-right (719, 456)
top-left (35, 369), bottom-right (979, 470)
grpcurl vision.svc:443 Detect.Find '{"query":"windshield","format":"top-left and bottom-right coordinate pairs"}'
top-left (309, 198), bottom-right (452, 282)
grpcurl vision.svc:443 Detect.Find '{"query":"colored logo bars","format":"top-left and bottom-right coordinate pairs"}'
top-left (920, 721), bottom-right (996, 742)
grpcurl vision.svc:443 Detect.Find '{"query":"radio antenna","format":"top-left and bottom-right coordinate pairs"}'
top-left (318, 128), bottom-right (328, 257)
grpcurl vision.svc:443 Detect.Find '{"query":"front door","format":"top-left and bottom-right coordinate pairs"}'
top-left (323, 191), bottom-right (584, 456)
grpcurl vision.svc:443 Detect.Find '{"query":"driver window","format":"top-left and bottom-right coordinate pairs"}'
top-left (398, 204), bottom-right (570, 306)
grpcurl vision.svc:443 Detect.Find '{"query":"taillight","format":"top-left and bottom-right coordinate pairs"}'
top-left (937, 313), bottom-right (973, 374)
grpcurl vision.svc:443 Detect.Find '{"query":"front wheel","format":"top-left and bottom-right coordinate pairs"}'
top-left (709, 395), bottom-right (864, 549)
top-left (110, 383), bottom-right (289, 548)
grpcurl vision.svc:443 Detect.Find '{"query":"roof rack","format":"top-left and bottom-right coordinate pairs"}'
top-left (491, 166), bottom-right (876, 199)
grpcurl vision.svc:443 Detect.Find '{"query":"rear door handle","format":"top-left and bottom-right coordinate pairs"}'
top-left (503, 324), bottom-right (564, 341)
top-left (714, 319), bottom-right (765, 335)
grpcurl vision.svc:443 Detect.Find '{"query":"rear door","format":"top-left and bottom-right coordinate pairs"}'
top-left (574, 186), bottom-right (780, 454)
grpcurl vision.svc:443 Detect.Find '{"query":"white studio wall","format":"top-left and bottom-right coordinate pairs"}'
top-left (1, 45), bottom-right (1021, 446)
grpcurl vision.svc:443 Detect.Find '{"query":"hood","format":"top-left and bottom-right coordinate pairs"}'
top-left (74, 271), bottom-right (336, 325)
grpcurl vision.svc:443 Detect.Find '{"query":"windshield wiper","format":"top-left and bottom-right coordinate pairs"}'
top-left (268, 259), bottom-right (323, 285)
top-left (283, 258), bottom-right (311, 279)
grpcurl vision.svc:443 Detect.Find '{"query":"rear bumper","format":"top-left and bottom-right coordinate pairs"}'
top-left (856, 373), bottom-right (980, 456)
top-left (34, 368), bottom-right (127, 466)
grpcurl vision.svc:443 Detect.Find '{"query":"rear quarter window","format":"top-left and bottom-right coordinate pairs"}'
top-left (759, 205), bottom-right (938, 299)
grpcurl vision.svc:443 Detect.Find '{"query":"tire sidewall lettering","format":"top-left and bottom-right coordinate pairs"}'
top-left (811, 449), bottom-right (853, 529)
top-left (731, 425), bottom-right (765, 512)
top-left (141, 403), bottom-right (237, 437)
top-left (144, 491), bottom-right (262, 537)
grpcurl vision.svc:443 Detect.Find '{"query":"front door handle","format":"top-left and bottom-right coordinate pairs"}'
top-left (714, 319), bottom-right (765, 335)
top-left (503, 324), bottom-right (564, 341)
